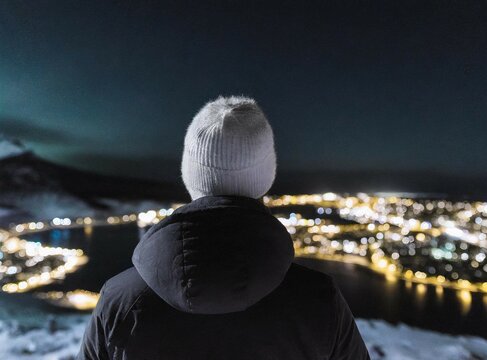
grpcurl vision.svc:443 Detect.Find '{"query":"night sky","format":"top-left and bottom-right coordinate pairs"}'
top-left (1, 0), bottom-right (486, 182)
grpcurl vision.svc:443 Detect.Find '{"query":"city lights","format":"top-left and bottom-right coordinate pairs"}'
top-left (266, 193), bottom-right (487, 293)
top-left (0, 233), bottom-right (87, 293)
top-left (36, 290), bottom-right (100, 310)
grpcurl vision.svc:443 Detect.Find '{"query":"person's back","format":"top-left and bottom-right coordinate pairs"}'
top-left (78, 96), bottom-right (370, 360)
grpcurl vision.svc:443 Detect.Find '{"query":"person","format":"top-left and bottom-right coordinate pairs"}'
top-left (77, 95), bottom-right (370, 360)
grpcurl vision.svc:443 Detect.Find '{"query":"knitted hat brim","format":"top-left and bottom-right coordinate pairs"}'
top-left (181, 150), bottom-right (276, 200)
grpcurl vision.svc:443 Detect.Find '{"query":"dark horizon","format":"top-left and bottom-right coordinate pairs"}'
top-left (1, 0), bottom-right (487, 181)
top-left (34, 147), bottom-right (487, 199)
top-left (6, 144), bottom-right (487, 201)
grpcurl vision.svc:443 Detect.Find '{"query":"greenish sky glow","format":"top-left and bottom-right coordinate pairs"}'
top-left (1, 1), bottom-right (486, 180)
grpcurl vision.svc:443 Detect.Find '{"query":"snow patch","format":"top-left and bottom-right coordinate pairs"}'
top-left (0, 316), bottom-right (87, 360)
top-left (1, 191), bottom-right (95, 220)
top-left (357, 319), bottom-right (487, 360)
top-left (0, 136), bottom-right (27, 160)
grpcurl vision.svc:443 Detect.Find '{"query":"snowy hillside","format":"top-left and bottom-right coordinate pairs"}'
top-left (0, 137), bottom-right (186, 220)
top-left (0, 316), bottom-right (485, 360)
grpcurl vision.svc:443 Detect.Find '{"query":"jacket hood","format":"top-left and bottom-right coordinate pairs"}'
top-left (132, 195), bottom-right (294, 314)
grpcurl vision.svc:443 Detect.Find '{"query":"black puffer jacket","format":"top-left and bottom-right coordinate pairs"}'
top-left (77, 195), bottom-right (370, 360)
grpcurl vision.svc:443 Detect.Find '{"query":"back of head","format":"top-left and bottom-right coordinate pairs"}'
top-left (181, 95), bottom-right (276, 200)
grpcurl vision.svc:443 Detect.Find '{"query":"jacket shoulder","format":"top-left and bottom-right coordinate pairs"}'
top-left (102, 266), bottom-right (148, 300)
top-left (285, 262), bottom-right (337, 295)
top-left (284, 263), bottom-right (370, 359)
top-left (264, 262), bottom-right (339, 312)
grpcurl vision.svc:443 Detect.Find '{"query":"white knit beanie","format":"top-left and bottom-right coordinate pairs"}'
top-left (181, 95), bottom-right (276, 200)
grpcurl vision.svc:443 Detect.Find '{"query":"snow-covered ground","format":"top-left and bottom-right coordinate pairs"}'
top-left (0, 315), bottom-right (485, 360)
top-left (0, 316), bottom-right (86, 360)
top-left (358, 319), bottom-right (487, 360)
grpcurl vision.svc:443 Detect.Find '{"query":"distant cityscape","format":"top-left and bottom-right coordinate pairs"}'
top-left (1, 192), bottom-right (486, 310)
top-left (265, 193), bottom-right (487, 293)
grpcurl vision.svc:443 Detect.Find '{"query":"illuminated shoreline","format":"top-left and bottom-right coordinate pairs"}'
top-left (273, 193), bottom-right (487, 294)
top-left (296, 250), bottom-right (487, 294)
top-left (0, 229), bottom-right (87, 293)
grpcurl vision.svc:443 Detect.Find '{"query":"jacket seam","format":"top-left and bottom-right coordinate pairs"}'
top-left (181, 221), bottom-right (193, 312)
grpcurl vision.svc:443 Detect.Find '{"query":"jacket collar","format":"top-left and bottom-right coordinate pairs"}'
top-left (173, 195), bottom-right (271, 216)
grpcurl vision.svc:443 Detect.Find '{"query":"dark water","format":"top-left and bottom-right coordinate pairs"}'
top-left (296, 258), bottom-right (487, 338)
top-left (21, 224), bottom-right (487, 338)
